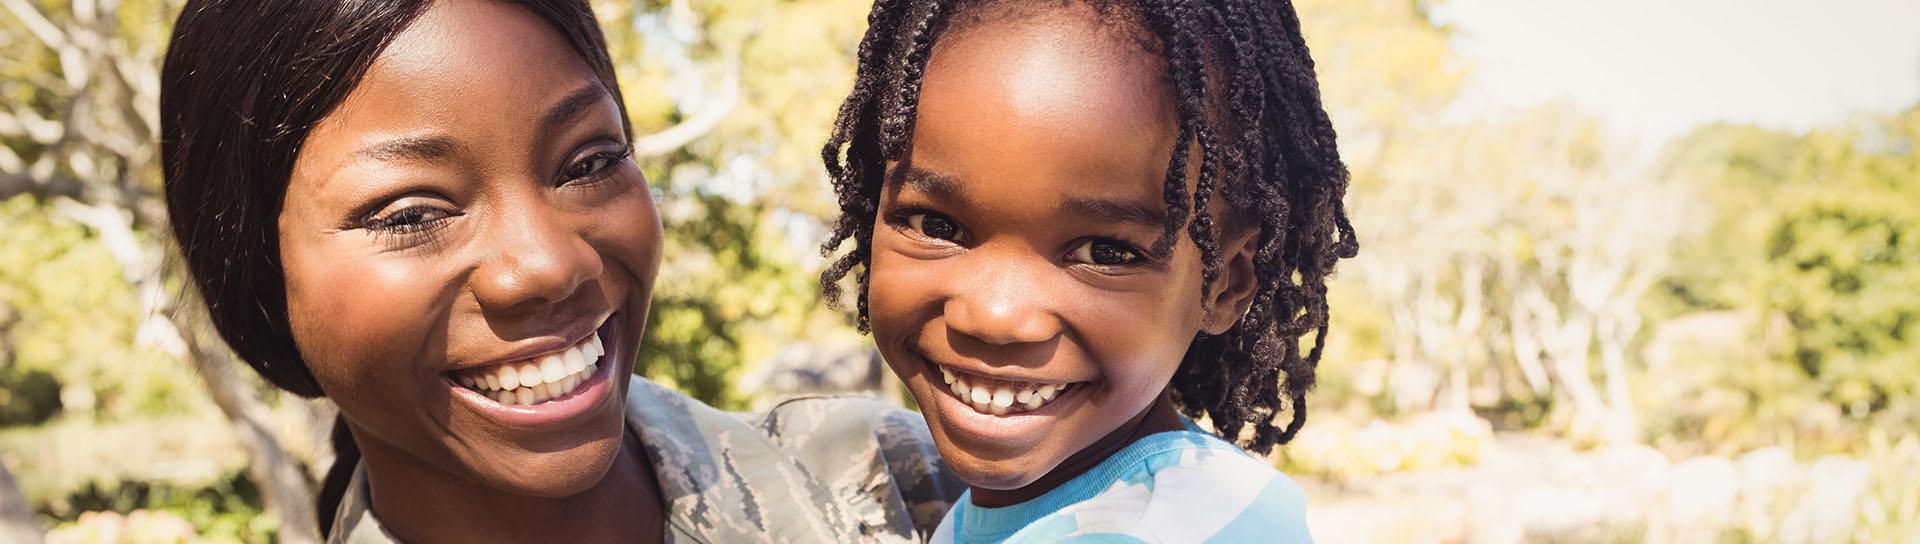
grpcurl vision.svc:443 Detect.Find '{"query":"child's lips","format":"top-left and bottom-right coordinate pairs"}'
top-left (922, 365), bottom-right (1088, 446)
top-left (935, 364), bottom-right (1077, 416)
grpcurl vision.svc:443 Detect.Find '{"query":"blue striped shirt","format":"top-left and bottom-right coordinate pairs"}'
top-left (930, 429), bottom-right (1312, 543)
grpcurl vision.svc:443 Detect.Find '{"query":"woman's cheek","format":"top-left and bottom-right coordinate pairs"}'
top-left (287, 249), bottom-right (451, 392)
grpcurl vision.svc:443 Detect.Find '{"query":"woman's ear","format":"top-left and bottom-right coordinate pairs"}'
top-left (1202, 226), bottom-right (1260, 335)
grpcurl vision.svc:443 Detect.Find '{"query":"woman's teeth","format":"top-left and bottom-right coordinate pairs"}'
top-left (454, 332), bottom-right (604, 406)
top-left (938, 366), bottom-right (1070, 416)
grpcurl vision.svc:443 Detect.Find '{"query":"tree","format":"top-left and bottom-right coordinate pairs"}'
top-left (1, 0), bottom-right (324, 539)
top-left (1298, 0), bottom-right (1686, 442)
top-left (0, 450), bottom-right (38, 544)
top-left (1657, 105), bottom-right (1920, 445)
top-left (606, 0), bottom-right (874, 407)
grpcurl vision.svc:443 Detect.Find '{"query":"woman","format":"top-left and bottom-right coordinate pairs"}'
top-left (159, 0), bottom-right (957, 541)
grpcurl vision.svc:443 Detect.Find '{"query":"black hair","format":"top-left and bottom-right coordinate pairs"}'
top-left (159, 0), bottom-right (630, 535)
top-left (820, 0), bottom-right (1356, 454)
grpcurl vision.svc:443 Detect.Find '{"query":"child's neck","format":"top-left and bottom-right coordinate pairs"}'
top-left (970, 393), bottom-right (1187, 508)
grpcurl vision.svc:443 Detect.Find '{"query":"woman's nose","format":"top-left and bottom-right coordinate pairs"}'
top-left (469, 207), bottom-right (601, 314)
top-left (942, 254), bottom-right (1064, 346)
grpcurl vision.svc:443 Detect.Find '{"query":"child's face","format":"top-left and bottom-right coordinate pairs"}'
top-left (868, 13), bottom-right (1256, 493)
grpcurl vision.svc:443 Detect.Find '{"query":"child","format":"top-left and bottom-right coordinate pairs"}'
top-left (821, 0), bottom-right (1355, 542)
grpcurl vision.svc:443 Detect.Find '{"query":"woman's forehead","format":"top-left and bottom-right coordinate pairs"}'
top-left (292, 0), bottom-right (607, 186)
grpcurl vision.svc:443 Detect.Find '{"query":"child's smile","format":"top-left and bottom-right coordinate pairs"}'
top-left (935, 364), bottom-right (1077, 416)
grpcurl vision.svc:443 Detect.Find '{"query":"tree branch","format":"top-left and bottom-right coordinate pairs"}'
top-left (0, 172), bottom-right (88, 203)
top-left (0, 0), bottom-right (68, 51)
top-left (632, 51), bottom-right (742, 159)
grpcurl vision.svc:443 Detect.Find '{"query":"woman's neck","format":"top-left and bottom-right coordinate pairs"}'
top-left (357, 427), bottom-right (664, 543)
top-left (969, 392), bottom-right (1186, 508)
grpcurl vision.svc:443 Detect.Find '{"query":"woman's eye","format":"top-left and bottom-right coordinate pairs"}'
top-left (1069, 239), bottom-right (1142, 266)
top-left (365, 205), bottom-right (456, 232)
top-left (562, 147), bottom-right (631, 184)
top-left (906, 213), bottom-right (964, 242)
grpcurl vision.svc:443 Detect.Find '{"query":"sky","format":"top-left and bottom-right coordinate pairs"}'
top-left (1433, 0), bottom-right (1920, 149)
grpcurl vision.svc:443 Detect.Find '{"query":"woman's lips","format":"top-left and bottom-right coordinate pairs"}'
top-left (452, 330), bottom-right (603, 405)
top-left (444, 315), bottom-right (622, 428)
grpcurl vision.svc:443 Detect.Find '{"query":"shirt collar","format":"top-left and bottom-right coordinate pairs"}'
top-left (326, 376), bottom-right (865, 543)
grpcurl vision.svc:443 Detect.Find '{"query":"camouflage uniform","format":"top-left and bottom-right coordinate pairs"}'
top-left (329, 376), bottom-right (962, 543)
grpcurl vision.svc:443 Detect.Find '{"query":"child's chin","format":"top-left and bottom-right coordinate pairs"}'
top-left (947, 456), bottom-right (1052, 491)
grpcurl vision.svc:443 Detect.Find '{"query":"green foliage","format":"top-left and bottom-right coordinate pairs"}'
top-left (0, 368), bottom-right (60, 426)
top-left (610, 0), bottom-right (870, 408)
top-left (1653, 106), bottom-right (1920, 453)
top-left (47, 472), bottom-right (274, 543)
top-left (0, 195), bottom-right (199, 423)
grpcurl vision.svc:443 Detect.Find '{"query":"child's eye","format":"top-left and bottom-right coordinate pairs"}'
top-left (1068, 238), bottom-right (1143, 266)
top-left (906, 212), bottom-right (966, 243)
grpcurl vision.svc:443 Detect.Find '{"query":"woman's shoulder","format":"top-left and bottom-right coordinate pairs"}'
top-left (623, 377), bottom-right (961, 541)
top-left (754, 394), bottom-right (966, 539)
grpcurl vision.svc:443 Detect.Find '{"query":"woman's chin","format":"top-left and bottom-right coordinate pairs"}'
top-left (461, 430), bottom-right (626, 498)
top-left (439, 367), bottom-right (635, 497)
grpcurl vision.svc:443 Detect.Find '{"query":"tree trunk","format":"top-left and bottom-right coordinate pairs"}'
top-left (0, 453), bottom-right (42, 544)
top-left (174, 303), bottom-right (320, 544)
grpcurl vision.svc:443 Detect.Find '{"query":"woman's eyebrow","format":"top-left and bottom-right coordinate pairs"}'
top-left (349, 82), bottom-right (609, 166)
top-left (357, 135), bottom-right (459, 163)
top-left (540, 82), bottom-right (611, 133)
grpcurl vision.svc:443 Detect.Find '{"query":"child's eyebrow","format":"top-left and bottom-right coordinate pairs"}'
top-left (899, 165), bottom-right (966, 201)
top-left (1063, 196), bottom-right (1164, 229)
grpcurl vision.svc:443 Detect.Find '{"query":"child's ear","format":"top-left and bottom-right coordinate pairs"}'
top-left (1202, 227), bottom-right (1260, 335)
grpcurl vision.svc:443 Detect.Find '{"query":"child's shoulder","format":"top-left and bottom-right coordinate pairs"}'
top-left (1011, 430), bottom-right (1313, 543)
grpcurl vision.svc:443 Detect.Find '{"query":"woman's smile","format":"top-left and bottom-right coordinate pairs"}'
top-left (445, 313), bottom-right (625, 428)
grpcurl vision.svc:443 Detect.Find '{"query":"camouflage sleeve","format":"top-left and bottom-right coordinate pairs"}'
top-left (756, 396), bottom-right (964, 543)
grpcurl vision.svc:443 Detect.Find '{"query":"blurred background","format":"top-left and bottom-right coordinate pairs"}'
top-left (1, 0), bottom-right (1915, 542)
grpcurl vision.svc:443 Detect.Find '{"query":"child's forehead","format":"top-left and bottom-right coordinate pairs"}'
top-left (915, 20), bottom-right (1177, 170)
top-left (924, 7), bottom-right (1175, 131)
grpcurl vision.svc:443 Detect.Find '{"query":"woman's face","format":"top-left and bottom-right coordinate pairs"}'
top-left (278, 0), bottom-right (660, 497)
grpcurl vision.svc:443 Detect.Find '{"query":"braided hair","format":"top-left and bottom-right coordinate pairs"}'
top-left (820, 0), bottom-right (1356, 454)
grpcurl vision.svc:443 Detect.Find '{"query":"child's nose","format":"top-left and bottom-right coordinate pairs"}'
top-left (942, 263), bottom-right (1063, 346)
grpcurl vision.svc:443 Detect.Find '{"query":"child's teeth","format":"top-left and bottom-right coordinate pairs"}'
top-left (938, 366), bottom-right (1076, 416)
top-left (991, 387), bottom-right (1014, 409)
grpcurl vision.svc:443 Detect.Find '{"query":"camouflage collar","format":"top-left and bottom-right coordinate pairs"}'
top-left (327, 376), bottom-right (866, 543)
top-left (623, 377), bottom-right (865, 543)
